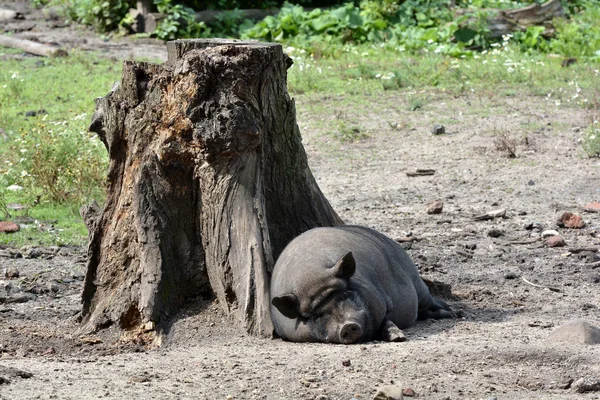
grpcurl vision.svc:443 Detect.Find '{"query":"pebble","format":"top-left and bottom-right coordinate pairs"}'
top-left (546, 236), bottom-right (566, 247)
top-left (373, 385), bottom-right (404, 400)
top-left (557, 212), bottom-right (585, 229)
top-left (583, 202), bottom-right (600, 213)
top-left (24, 247), bottom-right (43, 259)
top-left (572, 377), bottom-right (600, 393)
top-left (4, 268), bottom-right (19, 279)
top-left (0, 221), bottom-right (19, 233)
top-left (541, 230), bottom-right (559, 238)
top-left (549, 320), bottom-right (600, 345)
top-left (487, 229), bottom-right (504, 238)
top-left (426, 200), bottom-right (443, 214)
top-left (402, 387), bottom-right (416, 397)
top-left (341, 359), bottom-right (351, 367)
top-left (504, 271), bottom-right (518, 279)
top-left (431, 124), bottom-right (445, 135)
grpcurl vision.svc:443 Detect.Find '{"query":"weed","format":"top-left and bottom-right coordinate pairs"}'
top-left (334, 121), bottom-right (368, 142)
top-left (406, 94), bottom-right (427, 111)
top-left (581, 111), bottom-right (600, 157)
top-left (493, 130), bottom-right (518, 158)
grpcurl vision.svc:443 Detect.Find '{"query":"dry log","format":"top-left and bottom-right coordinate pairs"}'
top-left (459, 0), bottom-right (565, 39)
top-left (81, 39), bottom-right (342, 341)
top-left (0, 35), bottom-right (67, 57)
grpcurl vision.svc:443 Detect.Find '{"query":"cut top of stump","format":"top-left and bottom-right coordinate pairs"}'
top-left (167, 39), bottom-right (282, 63)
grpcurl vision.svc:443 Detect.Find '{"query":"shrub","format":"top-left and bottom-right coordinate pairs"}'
top-left (2, 115), bottom-right (108, 205)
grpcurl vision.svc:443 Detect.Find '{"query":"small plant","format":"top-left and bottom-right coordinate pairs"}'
top-left (406, 94), bottom-right (427, 111)
top-left (335, 121), bottom-right (368, 142)
top-left (493, 130), bottom-right (517, 158)
top-left (581, 119), bottom-right (600, 157)
top-left (153, 0), bottom-right (208, 40)
top-left (2, 115), bottom-right (108, 205)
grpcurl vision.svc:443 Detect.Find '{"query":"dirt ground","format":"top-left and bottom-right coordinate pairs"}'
top-left (1, 2), bottom-right (600, 399)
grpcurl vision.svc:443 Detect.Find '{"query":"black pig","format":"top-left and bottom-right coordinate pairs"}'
top-left (270, 226), bottom-right (452, 343)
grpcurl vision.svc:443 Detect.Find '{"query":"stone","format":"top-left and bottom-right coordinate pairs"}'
top-left (0, 221), bottom-right (19, 233)
top-left (572, 377), bottom-right (600, 393)
top-left (24, 248), bottom-right (42, 259)
top-left (549, 320), bottom-right (600, 345)
top-left (557, 212), bottom-right (585, 229)
top-left (426, 200), bottom-right (443, 214)
top-left (541, 230), bottom-right (559, 238)
top-left (488, 229), bottom-right (504, 238)
top-left (546, 236), bottom-right (566, 247)
top-left (431, 124), bottom-right (445, 135)
top-left (4, 268), bottom-right (19, 279)
top-left (583, 202), bottom-right (600, 213)
top-left (373, 385), bottom-right (404, 400)
top-left (402, 387), bottom-right (416, 397)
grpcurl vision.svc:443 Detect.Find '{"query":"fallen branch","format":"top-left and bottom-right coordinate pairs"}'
top-left (521, 277), bottom-right (561, 292)
top-left (406, 169), bottom-right (435, 177)
top-left (568, 247), bottom-right (599, 254)
top-left (0, 35), bottom-right (67, 57)
top-left (507, 238), bottom-right (540, 245)
top-left (473, 208), bottom-right (506, 221)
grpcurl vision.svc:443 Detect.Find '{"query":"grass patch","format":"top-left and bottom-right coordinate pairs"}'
top-left (0, 49), bottom-right (121, 246)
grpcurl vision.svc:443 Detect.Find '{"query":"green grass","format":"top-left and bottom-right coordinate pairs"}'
top-left (286, 43), bottom-right (600, 99)
top-left (0, 49), bottom-right (122, 246)
top-left (0, 192), bottom-right (89, 247)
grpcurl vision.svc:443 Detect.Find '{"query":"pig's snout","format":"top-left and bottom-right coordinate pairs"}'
top-left (339, 322), bottom-right (362, 344)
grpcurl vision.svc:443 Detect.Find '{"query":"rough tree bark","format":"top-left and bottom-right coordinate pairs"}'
top-left (81, 39), bottom-right (343, 340)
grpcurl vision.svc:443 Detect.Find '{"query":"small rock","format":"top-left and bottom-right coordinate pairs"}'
top-left (504, 271), bottom-right (518, 279)
top-left (488, 229), bottom-right (504, 238)
top-left (583, 202), bottom-right (600, 213)
top-left (549, 320), bottom-right (600, 345)
top-left (48, 283), bottom-right (60, 293)
top-left (572, 377), bottom-right (600, 393)
top-left (0, 221), bottom-right (19, 233)
top-left (24, 248), bottom-right (42, 259)
top-left (527, 180), bottom-right (535, 186)
top-left (541, 230), bottom-right (560, 238)
top-left (557, 212), bottom-right (586, 229)
top-left (373, 385), bottom-right (404, 400)
top-left (431, 124), bottom-right (445, 135)
top-left (41, 347), bottom-right (55, 356)
top-left (4, 268), bottom-right (19, 279)
top-left (426, 200), bottom-right (443, 214)
top-left (341, 359), bottom-right (351, 367)
top-left (314, 395), bottom-right (329, 400)
top-left (0, 365), bottom-right (33, 383)
top-left (402, 388), bottom-right (416, 397)
top-left (546, 236), bottom-right (566, 247)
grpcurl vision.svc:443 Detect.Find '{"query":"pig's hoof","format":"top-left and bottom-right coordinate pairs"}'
top-left (388, 331), bottom-right (407, 342)
top-left (380, 320), bottom-right (407, 342)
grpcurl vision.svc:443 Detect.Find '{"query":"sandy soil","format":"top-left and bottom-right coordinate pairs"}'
top-left (1, 2), bottom-right (600, 399)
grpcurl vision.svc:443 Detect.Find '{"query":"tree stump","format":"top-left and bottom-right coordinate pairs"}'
top-left (82, 39), bottom-right (343, 340)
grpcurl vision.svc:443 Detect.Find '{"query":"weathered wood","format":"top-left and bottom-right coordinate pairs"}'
top-left (0, 35), bottom-right (67, 57)
top-left (82, 39), bottom-right (342, 341)
top-left (459, 0), bottom-right (565, 39)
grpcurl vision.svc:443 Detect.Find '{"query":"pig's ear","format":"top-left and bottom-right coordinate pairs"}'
top-left (333, 251), bottom-right (356, 279)
top-left (272, 294), bottom-right (300, 319)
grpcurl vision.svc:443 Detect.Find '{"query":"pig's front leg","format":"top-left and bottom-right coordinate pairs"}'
top-left (379, 319), bottom-right (407, 342)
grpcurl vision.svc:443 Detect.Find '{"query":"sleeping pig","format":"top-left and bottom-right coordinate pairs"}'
top-left (270, 225), bottom-right (452, 343)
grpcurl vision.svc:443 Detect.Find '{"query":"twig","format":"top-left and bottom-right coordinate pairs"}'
top-left (521, 277), bottom-right (561, 292)
top-left (406, 169), bottom-right (435, 177)
top-left (568, 247), bottom-right (599, 254)
top-left (507, 239), bottom-right (540, 245)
